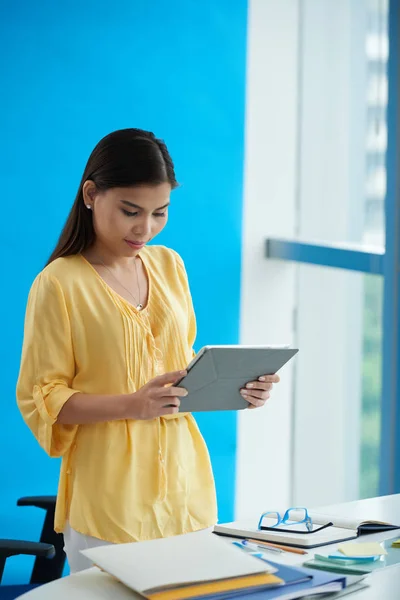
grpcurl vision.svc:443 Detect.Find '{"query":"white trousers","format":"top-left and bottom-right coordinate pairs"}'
top-left (63, 522), bottom-right (114, 573)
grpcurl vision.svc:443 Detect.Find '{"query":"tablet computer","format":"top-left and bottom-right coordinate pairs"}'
top-left (175, 345), bottom-right (298, 413)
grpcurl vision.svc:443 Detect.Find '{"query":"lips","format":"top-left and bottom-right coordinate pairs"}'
top-left (125, 240), bottom-right (146, 249)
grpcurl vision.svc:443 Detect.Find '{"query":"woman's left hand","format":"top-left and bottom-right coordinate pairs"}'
top-left (240, 374), bottom-right (280, 409)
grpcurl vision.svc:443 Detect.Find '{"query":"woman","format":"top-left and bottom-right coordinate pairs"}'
top-left (16, 128), bottom-right (279, 572)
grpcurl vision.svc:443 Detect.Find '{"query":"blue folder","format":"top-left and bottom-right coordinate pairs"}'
top-left (243, 562), bottom-right (346, 599)
top-left (202, 561), bottom-right (347, 600)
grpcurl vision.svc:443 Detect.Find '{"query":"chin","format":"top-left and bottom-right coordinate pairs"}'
top-left (121, 245), bottom-right (141, 257)
top-left (122, 249), bottom-right (139, 257)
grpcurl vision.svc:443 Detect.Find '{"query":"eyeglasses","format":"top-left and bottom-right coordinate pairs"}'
top-left (258, 507), bottom-right (332, 535)
top-left (258, 507), bottom-right (313, 533)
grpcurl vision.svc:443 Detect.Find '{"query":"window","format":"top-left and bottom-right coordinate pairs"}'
top-left (237, 0), bottom-right (398, 519)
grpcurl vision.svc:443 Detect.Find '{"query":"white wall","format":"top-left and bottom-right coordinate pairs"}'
top-left (236, 0), bottom-right (299, 519)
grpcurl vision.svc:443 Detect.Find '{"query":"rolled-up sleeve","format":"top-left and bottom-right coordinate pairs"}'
top-left (16, 273), bottom-right (79, 457)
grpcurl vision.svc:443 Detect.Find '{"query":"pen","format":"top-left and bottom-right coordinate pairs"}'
top-left (233, 540), bottom-right (282, 555)
top-left (246, 538), bottom-right (308, 556)
top-left (241, 540), bottom-right (283, 554)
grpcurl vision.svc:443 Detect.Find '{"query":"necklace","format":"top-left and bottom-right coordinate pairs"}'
top-left (97, 257), bottom-right (144, 311)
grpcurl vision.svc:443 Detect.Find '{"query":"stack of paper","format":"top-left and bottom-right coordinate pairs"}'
top-left (303, 542), bottom-right (386, 576)
top-left (81, 531), bottom-right (284, 599)
top-left (337, 542), bottom-right (387, 558)
top-left (81, 531), bottom-right (349, 600)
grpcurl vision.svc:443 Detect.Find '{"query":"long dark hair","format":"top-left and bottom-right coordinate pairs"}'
top-left (47, 128), bottom-right (178, 265)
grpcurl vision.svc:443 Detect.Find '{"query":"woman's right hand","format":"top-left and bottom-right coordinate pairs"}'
top-left (128, 370), bottom-right (188, 420)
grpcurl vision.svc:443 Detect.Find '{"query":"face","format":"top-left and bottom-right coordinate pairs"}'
top-left (83, 181), bottom-right (171, 257)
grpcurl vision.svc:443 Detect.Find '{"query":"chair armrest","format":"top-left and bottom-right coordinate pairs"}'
top-left (0, 540), bottom-right (55, 560)
top-left (17, 496), bottom-right (57, 511)
top-left (0, 540), bottom-right (55, 583)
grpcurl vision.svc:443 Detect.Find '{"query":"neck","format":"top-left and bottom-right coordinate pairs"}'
top-left (84, 242), bottom-right (139, 269)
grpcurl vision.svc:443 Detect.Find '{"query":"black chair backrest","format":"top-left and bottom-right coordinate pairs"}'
top-left (17, 496), bottom-right (66, 584)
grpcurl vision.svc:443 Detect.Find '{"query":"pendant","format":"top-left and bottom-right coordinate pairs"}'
top-left (137, 303), bottom-right (144, 311)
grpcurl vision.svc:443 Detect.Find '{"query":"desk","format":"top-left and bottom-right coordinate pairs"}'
top-left (17, 495), bottom-right (400, 599)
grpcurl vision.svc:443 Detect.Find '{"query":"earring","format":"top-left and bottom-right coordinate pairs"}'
top-left (86, 205), bottom-right (92, 210)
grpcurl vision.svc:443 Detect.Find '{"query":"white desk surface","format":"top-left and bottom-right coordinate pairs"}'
top-left (17, 495), bottom-right (400, 599)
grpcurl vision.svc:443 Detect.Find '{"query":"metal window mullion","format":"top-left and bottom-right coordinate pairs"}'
top-left (379, 0), bottom-right (400, 495)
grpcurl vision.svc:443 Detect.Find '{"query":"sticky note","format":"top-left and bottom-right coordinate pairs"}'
top-left (391, 539), bottom-right (400, 548)
top-left (337, 543), bottom-right (387, 557)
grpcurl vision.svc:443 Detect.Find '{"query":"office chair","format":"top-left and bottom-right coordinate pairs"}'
top-left (0, 496), bottom-right (66, 600)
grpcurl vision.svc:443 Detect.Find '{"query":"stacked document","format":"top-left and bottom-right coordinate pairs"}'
top-left (303, 541), bottom-right (387, 575)
top-left (81, 530), bottom-right (349, 600)
top-left (82, 531), bottom-right (282, 599)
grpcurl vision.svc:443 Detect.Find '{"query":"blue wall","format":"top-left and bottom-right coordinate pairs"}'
top-left (0, 0), bottom-right (247, 583)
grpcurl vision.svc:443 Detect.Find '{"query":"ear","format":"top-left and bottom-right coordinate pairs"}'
top-left (82, 180), bottom-right (98, 209)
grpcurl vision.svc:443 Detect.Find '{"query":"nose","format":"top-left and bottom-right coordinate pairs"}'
top-left (132, 215), bottom-right (152, 238)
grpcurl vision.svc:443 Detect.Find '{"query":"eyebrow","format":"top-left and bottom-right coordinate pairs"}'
top-left (121, 200), bottom-right (170, 211)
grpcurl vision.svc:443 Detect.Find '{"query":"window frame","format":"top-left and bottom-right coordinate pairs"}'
top-left (264, 0), bottom-right (400, 497)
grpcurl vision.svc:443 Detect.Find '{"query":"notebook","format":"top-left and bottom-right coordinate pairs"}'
top-left (213, 508), bottom-right (399, 549)
top-left (81, 530), bottom-right (284, 600)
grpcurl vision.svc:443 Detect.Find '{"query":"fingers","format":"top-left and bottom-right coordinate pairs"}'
top-left (244, 382), bottom-right (274, 393)
top-left (241, 377), bottom-right (273, 409)
top-left (241, 388), bottom-right (271, 401)
top-left (161, 397), bottom-right (181, 409)
top-left (159, 395), bottom-right (181, 415)
top-left (161, 386), bottom-right (188, 398)
top-left (241, 375), bottom-right (279, 410)
top-left (258, 374), bottom-right (280, 384)
top-left (159, 405), bottom-right (180, 416)
top-left (152, 370), bottom-right (187, 387)
top-left (245, 396), bottom-right (267, 408)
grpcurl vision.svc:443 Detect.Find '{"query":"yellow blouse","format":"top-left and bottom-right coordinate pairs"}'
top-left (16, 246), bottom-right (217, 543)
